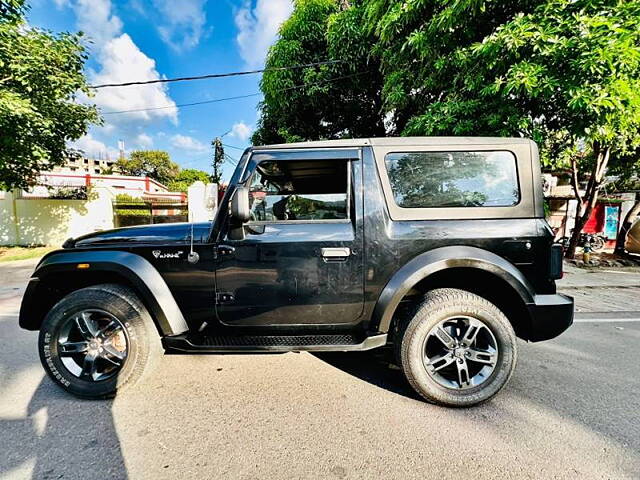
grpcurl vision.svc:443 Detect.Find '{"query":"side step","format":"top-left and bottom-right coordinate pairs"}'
top-left (162, 333), bottom-right (388, 353)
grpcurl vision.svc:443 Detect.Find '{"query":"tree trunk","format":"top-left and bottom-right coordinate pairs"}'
top-left (565, 144), bottom-right (611, 259)
top-left (614, 198), bottom-right (640, 255)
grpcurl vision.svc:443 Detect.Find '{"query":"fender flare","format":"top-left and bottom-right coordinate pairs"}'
top-left (20, 250), bottom-right (189, 336)
top-left (372, 246), bottom-right (536, 333)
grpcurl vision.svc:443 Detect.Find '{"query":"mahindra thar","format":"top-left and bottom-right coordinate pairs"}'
top-left (19, 137), bottom-right (573, 407)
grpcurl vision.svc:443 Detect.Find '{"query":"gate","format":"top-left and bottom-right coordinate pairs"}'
top-left (113, 199), bottom-right (188, 227)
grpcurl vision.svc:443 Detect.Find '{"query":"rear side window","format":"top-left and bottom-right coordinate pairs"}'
top-left (384, 151), bottom-right (520, 208)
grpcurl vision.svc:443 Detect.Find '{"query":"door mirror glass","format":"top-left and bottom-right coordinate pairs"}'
top-left (230, 186), bottom-right (250, 222)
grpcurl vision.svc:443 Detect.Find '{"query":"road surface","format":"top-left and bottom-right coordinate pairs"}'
top-left (1, 259), bottom-right (638, 479)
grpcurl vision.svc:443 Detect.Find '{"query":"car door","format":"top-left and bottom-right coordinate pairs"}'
top-left (214, 148), bottom-right (364, 326)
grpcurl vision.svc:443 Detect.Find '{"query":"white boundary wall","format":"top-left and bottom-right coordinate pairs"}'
top-left (0, 186), bottom-right (115, 246)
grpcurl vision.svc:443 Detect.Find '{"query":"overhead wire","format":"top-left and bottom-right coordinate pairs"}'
top-left (89, 60), bottom-right (343, 88)
top-left (101, 71), bottom-right (368, 116)
top-left (221, 143), bottom-right (245, 151)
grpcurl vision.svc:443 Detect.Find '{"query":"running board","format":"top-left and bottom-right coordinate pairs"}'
top-left (162, 333), bottom-right (388, 353)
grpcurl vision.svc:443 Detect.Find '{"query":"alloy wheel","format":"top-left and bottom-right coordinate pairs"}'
top-left (56, 309), bottom-right (129, 382)
top-left (422, 316), bottom-right (499, 390)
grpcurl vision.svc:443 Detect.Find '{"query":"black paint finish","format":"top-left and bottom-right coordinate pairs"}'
top-left (20, 140), bottom-right (572, 345)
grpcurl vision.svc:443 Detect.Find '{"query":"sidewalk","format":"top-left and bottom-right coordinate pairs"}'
top-left (559, 262), bottom-right (640, 315)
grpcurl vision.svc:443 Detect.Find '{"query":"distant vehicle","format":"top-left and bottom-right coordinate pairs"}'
top-left (625, 218), bottom-right (640, 254)
top-left (19, 137), bottom-right (573, 407)
top-left (559, 231), bottom-right (606, 251)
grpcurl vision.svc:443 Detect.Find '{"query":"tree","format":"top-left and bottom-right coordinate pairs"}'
top-left (368, 0), bottom-right (640, 258)
top-left (0, 0), bottom-right (99, 190)
top-left (167, 168), bottom-right (211, 192)
top-left (115, 150), bottom-right (179, 185)
top-left (252, 0), bottom-right (385, 145)
top-left (211, 137), bottom-right (224, 184)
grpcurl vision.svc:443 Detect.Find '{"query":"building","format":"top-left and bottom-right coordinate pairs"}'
top-left (25, 171), bottom-right (185, 202)
top-left (52, 155), bottom-right (117, 175)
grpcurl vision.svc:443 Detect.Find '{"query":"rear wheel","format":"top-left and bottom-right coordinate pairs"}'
top-left (399, 288), bottom-right (517, 407)
top-left (38, 284), bottom-right (161, 399)
top-left (591, 235), bottom-right (606, 251)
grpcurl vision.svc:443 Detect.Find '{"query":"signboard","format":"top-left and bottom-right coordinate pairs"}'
top-left (604, 206), bottom-right (619, 239)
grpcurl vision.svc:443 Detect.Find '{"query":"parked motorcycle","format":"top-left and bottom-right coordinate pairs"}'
top-left (559, 232), bottom-right (606, 251)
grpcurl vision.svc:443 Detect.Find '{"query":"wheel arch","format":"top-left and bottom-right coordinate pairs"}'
top-left (19, 250), bottom-right (188, 336)
top-left (372, 246), bottom-right (536, 339)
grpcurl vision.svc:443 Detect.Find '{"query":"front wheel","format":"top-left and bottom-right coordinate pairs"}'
top-left (38, 284), bottom-right (161, 399)
top-left (399, 288), bottom-right (517, 407)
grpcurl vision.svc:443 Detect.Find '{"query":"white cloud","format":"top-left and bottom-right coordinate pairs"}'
top-left (53, 0), bottom-right (70, 8)
top-left (89, 34), bottom-right (177, 124)
top-left (230, 121), bottom-right (253, 142)
top-left (171, 134), bottom-right (208, 153)
top-left (74, 0), bottom-right (123, 49)
top-left (136, 133), bottom-right (153, 148)
top-left (235, 0), bottom-right (293, 68)
top-left (66, 0), bottom-right (177, 127)
top-left (152, 0), bottom-right (209, 51)
top-left (71, 134), bottom-right (120, 160)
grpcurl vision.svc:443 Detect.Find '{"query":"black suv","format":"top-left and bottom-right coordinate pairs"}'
top-left (20, 137), bottom-right (573, 406)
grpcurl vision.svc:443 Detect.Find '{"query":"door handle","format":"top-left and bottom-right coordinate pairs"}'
top-left (321, 247), bottom-right (351, 259)
top-left (217, 245), bottom-right (236, 256)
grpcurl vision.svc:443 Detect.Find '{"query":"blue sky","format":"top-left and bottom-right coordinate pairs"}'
top-left (27, 0), bottom-right (293, 182)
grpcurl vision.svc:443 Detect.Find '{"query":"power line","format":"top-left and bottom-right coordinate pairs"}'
top-left (102, 92), bottom-right (260, 115)
top-left (222, 143), bottom-right (245, 151)
top-left (101, 71), bottom-right (368, 116)
top-left (90, 60), bottom-right (343, 88)
top-left (224, 153), bottom-right (238, 167)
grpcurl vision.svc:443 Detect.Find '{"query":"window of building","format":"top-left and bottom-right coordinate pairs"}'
top-left (384, 150), bottom-right (519, 208)
top-left (247, 159), bottom-right (349, 222)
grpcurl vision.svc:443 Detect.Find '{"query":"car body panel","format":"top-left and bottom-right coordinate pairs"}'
top-left (19, 137), bottom-right (573, 345)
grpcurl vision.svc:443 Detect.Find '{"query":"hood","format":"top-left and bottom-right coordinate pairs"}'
top-left (67, 222), bottom-right (211, 248)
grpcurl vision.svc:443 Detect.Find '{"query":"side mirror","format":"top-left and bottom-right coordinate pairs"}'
top-left (230, 186), bottom-right (250, 223)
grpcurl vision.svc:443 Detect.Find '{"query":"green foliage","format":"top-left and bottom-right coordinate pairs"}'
top-left (371, 0), bottom-right (640, 155)
top-left (0, 0), bottom-right (100, 190)
top-left (115, 150), bottom-right (179, 185)
top-left (167, 168), bottom-right (211, 192)
top-left (114, 193), bottom-right (150, 217)
top-left (252, 0), bottom-right (385, 145)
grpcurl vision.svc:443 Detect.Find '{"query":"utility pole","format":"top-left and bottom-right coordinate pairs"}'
top-left (212, 137), bottom-right (225, 185)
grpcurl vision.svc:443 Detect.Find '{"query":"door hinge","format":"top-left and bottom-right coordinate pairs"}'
top-left (216, 292), bottom-right (235, 304)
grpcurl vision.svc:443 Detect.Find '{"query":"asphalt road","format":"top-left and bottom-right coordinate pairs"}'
top-left (1, 259), bottom-right (639, 479)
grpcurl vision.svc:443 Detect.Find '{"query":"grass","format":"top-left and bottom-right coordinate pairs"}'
top-left (0, 246), bottom-right (55, 263)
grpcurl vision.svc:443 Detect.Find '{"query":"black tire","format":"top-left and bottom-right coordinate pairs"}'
top-left (38, 284), bottom-right (162, 399)
top-left (399, 288), bottom-right (517, 407)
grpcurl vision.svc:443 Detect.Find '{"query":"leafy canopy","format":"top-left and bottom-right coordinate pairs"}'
top-left (253, 0), bottom-right (385, 145)
top-left (0, 0), bottom-right (99, 190)
top-left (378, 0), bottom-right (640, 157)
top-left (115, 150), bottom-right (179, 186)
top-left (167, 168), bottom-right (212, 192)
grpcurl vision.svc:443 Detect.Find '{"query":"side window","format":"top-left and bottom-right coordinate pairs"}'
top-left (384, 151), bottom-right (520, 208)
top-left (247, 159), bottom-right (349, 222)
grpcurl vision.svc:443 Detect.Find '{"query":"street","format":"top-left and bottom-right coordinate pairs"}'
top-left (1, 259), bottom-right (639, 479)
